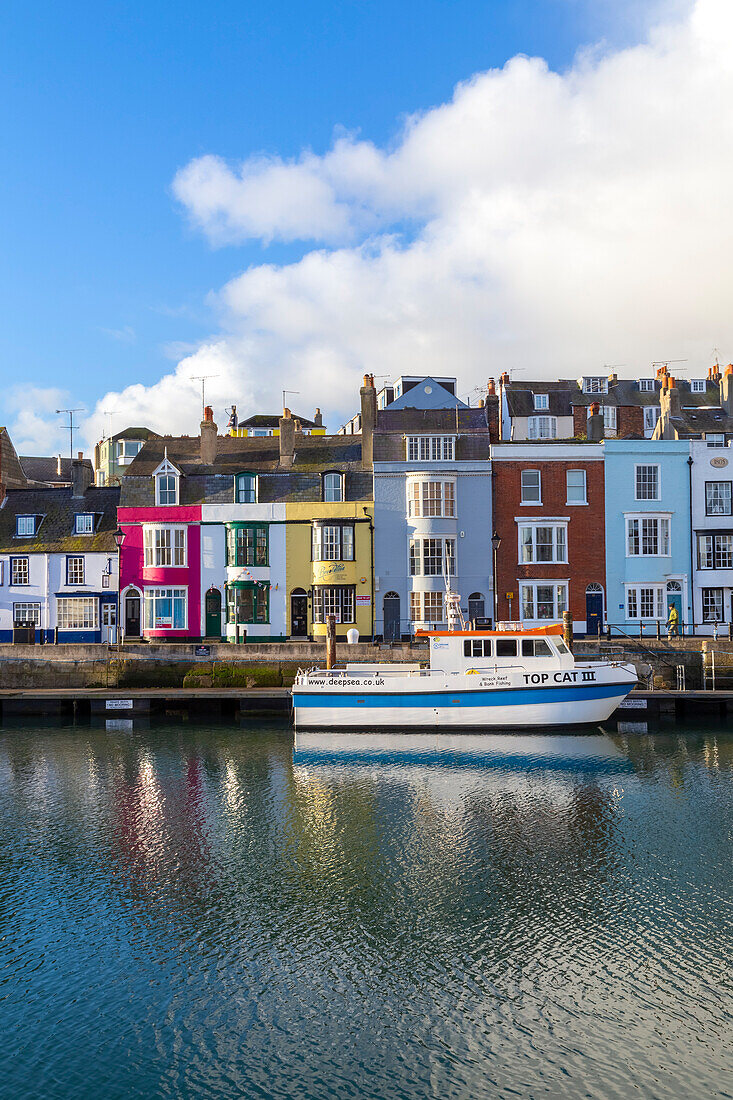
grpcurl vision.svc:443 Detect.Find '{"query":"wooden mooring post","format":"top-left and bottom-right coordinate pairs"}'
top-left (563, 612), bottom-right (573, 653)
top-left (326, 615), bottom-right (336, 670)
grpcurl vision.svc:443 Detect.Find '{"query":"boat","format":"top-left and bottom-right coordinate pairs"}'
top-left (291, 623), bottom-right (638, 731)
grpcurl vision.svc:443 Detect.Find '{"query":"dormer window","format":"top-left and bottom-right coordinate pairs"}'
top-left (74, 514), bottom-right (94, 535)
top-left (153, 454), bottom-right (181, 506)
top-left (235, 473), bottom-right (257, 503)
top-left (690, 379), bottom-right (706, 393)
top-left (639, 379), bottom-right (656, 392)
top-left (533, 393), bottom-right (549, 410)
top-left (323, 472), bottom-right (344, 502)
top-left (582, 377), bottom-right (608, 394)
top-left (15, 515), bottom-right (36, 537)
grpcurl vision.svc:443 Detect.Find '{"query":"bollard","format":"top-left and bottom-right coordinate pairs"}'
top-left (656, 619), bottom-right (661, 640)
top-left (326, 615), bottom-right (336, 670)
top-left (562, 611), bottom-right (573, 653)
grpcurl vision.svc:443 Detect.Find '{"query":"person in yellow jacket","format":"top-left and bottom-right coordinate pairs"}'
top-left (667, 604), bottom-right (679, 639)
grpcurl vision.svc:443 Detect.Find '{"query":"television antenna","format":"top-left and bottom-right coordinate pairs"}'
top-left (192, 375), bottom-right (219, 416)
top-left (283, 389), bottom-right (300, 413)
top-left (102, 409), bottom-right (116, 439)
top-left (55, 408), bottom-right (84, 462)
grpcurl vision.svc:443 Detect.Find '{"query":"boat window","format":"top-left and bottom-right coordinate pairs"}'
top-left (521, 638), bottom-right (553, 657)
top-left (463, 640), bottom-right (471, 656)
top-left (464, 639), bottom-right (492, 657)
top-left (496, 639), bottom-right (517, 657)
top-left (554, 639), bottom-right (570, 655)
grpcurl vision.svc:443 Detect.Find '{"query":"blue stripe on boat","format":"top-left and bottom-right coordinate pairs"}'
top-left (292, 682), bottom-right (630, 709)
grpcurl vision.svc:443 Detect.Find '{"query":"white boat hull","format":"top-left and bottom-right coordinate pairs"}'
top-left (293, 667), bottom-right (637, 731)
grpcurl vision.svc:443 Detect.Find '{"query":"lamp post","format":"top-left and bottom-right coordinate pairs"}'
top-left (491, 531), bottom-right (501, 626)
top-left (113, 525), bottom-right (125, 654)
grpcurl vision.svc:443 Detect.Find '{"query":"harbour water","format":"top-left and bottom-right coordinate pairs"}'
top-left (0, 721), bottom-right (731, 1099)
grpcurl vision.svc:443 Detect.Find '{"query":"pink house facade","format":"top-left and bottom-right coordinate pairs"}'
top-left (118, 498), bottom-right (203, 640)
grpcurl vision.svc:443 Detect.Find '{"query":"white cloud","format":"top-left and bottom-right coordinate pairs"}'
top-left (7, 0), bottom-right (733, 454)
top-left (3, 387), bottom-right (75, 456)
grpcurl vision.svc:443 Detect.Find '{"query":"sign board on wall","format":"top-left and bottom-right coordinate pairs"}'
top-left (356, 594), bottom-right (371, 605)
top-left (106, 699), bottom-right (133, 710)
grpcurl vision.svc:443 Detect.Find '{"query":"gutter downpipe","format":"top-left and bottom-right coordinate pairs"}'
top-left (688, 454), bottom-right (695, 636)
top-left (363, 507), bottom-right (375, 643)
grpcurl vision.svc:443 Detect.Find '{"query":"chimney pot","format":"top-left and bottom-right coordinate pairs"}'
top-left (204, 405), bottom-right (214, 422)
top-left (487, 378), bottom-right (496, 396)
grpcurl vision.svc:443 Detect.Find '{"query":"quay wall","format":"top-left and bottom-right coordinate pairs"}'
top-left (0, 641), bottom-right (423, 689)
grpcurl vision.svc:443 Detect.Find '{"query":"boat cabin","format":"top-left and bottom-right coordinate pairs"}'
top-left (418, 624), bottom-right (573, 674)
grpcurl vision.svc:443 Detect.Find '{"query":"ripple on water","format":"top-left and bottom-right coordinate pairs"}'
top-left (0, 723), bottom-right (731, 1099)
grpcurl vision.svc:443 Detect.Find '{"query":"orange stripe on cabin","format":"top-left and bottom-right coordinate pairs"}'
top-left (416, 623), bottom-right (564, 638)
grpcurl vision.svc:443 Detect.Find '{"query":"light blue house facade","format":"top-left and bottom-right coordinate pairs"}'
top-left (604, 440), bottom-right (692, 635)
top-left (372, 396), bottom-right (493, 640)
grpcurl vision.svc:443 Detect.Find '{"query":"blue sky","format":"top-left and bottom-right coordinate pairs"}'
top-left (5, 0), bottom-right (729, 451)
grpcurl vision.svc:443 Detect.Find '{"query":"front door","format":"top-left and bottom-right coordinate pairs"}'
top-left (383, 593), bottom-right (400, 642)
top-left (585, 590), bottom-right (604, 636)
top-left (125, 591), bottom-right (141, 638)
top-left (101, 602), bottom-right (117, 644)
top-left (291, 592), bottom-right (308, 637)
top-left (205, 588), bottom-right (222, 638)
top-left (666, 587), bottom-right (683, 629)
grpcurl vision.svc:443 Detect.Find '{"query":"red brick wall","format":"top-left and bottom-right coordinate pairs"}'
top-left (572, 406), bottom-right (587, 438)
top-left (492, 458), bottom-right (606, 629)
top-left (485, 395), bottom-right (500, 444)
top-left (616, 404), bottom-right (644, 438)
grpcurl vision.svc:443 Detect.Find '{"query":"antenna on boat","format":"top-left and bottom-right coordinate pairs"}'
top-left (442, 556), bottom-right (466, 632)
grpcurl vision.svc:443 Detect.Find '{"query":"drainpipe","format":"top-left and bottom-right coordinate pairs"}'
top-left (688, 454), bottom-right (695, 636)
top-left (363, 507), bottom-right (375, 642)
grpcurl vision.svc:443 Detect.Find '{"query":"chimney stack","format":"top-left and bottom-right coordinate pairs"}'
top-left (72, 451), bottom-right (93, 497)
top-left (279, 407), bottom-right (295, 466)
top-left (360, 373), bottom-right (376, 469)
top-left (659, 376), bottom-right (682, 431)
top-left (587, 402), bottom-right (605, 442)
top-left (721, 365), bottom-right (733, 416)
top-left (200, 405), bottom-right (218, 464)
top-left (314, 408), bottom-right (323, 427)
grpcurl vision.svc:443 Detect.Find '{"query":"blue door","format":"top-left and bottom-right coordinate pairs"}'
top-left (585, 588), bottom-right (604, 636)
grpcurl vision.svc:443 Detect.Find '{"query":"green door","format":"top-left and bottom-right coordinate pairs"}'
top-left (205, 588), bottom-right (222, 639)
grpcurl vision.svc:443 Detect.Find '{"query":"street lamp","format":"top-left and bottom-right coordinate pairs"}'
top-left (113, 525), bottom-right (125, 653)
top-left (491, 531), bottom-right (501, 626)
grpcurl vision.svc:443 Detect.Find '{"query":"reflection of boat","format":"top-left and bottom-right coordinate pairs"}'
top-left (293, 732), bottom-right (633, 776)
top-left (292, 624), bottom-right (637, 731)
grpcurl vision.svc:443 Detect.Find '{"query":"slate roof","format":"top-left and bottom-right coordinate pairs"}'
top-left (373, 406), bottom-right (491, 462)
top-left (108, 426), bottom-right (161, 442)
top-left (119, 435), bottom-right (372, 507)
top-left (0, 429), bottom-right (28, 489)
top-left (665, 407), bottom-right (733, 437)
top-left (0, 486), bottom-right (121, 553)
top-left (20, 456), bottom-right (94, 486)
top-left (240, 413), bottom-right (318, 429)
top-left (503, 383), bottom-right (579, 418)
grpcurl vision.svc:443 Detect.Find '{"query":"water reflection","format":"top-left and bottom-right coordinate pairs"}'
top-left (0, 722), bottom-right (730, 1100)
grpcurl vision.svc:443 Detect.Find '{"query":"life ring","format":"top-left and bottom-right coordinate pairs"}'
top-left (466, 668), bottom-right (479, 675)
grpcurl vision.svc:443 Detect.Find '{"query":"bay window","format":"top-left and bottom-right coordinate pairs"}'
top-left (144, 526), bottom-right (187, 567)
top-left (407, 480), bottom-right (455, 517)
top-left (312, 585), bottom-right (355, 624)
top-left (144, 587), bottom-right (187, 630)
top-left (312, 524), bottom-right (355, 562)
top-left (698, 534), bottom-right (733, 570)
top-left (227, 583), bottom-right (269, 625)
top-left (518, 523), bottom-right (567, 563)
top-left (409, 537), bottom-right (455, 575)
top-left (57, 597), bottom-right (98, 631)
top-left (410, 591), bottom-right (444, 624)
top-left (626, 516), bottom-right (670, 556)
top-left (520, 582), bottom-right (567, 622)
top-left (227, 525), bottom-right (268, 567)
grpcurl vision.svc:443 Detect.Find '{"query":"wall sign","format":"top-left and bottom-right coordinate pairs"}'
top-left (106, 699), bottom-right (133, 710)
top-left (356, 594), bottom-right (371, 605)
top-left (710, 456), bottom-right (729, 468)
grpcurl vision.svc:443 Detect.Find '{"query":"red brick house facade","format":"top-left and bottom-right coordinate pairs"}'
top-left (491, 444), bottom-right (606, 635)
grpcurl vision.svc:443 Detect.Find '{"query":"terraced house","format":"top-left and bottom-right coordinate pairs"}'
top-left (118, 407), bottom-right (373, 642)
top-left (0, 455), bottom-right (120, 642)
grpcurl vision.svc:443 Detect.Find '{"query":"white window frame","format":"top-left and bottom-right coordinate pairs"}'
top-left (701, 588), bottom-right (724, 623)
top-left (705, 481), bottom-right (732, 516)
top-left (13, 602), bottom-right (41, 625)
top-left (66, 556), bottom-right (85, 586)
top-left (15, 515), bottom-right (35, 537)
top-left (11, 557), bottom-right (29, 586)
top-left (143, 525), bottom-right (187, 567)
top-left (74, 513), bottom-right (94, 535)
top-left (566, 469), bottom-right (587, 505)
top-left (625, 584), bottom-right (665, 621)
top-left (635, 464), bottom-right (660, 501)
top-left (643, 407), bottom-right (661, 432)
top-left (408, 537), bottom-right (456, 576)
top-left (406, 480), bottom-right (456, 518)
top-left (517, 521), bottom-right (568, 564)
top-left (706, 434), bottom-right (725, 447)
top-left (638, 379), bottom-right (656, 392)
top-left (533, 393), bottom-right (549, 410)
top-left (698, 534), bottom-right (733, 570)
top-left (57, 597), bottom-right (98, 631)
top-left (528, 416), bottom-right (557, 440)
top-left (235, 473), bottom-right (257, 503)
top-left (406, 436), bottom-right (455, 462)
top-left (690, 380), bottom-right (706, 393)
top-left (153, 455), bottom-right (181, 505)
top-left (519, 581), bottom-right (568, 623)
top-left (323, 472), bottom-right (344, 503)
top-left (520, 470), bottom-right (541, 504)
top-left (143, 587), bottom-right (188, 631)
top-left (582, 377), bottom-right (608, 394)
top-left (409, 591), bottom-right (445, 625)
top-left (625, 514), bottom-right (671, 557)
